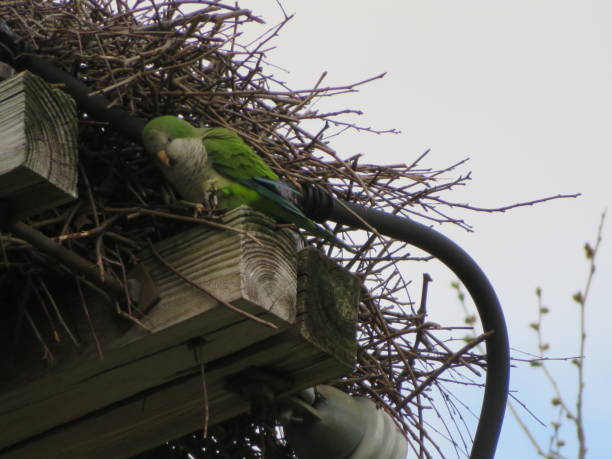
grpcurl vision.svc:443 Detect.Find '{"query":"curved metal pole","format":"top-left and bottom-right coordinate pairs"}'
top-left (300, 186), bottom-right (510, 458)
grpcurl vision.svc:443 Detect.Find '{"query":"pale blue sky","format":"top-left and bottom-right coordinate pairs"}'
top-left (247, 2), bottom-right (611, 457)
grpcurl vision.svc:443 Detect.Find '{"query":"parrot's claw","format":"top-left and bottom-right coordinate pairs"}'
top-left (179, 200), bottom-right (206, 216)
top-left (203, 190), bottom-right (219, 213)
top-left (194, 203), bottom-right (205, 216)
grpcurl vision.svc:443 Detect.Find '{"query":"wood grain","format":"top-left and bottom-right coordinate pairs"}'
top-left (0, 70), bottom-right (78, 218)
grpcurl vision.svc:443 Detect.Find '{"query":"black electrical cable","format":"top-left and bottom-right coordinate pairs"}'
top-left (18, 55), bottom-right (147, 143)
top-left (1, 25), bottom-right (509, 457)
top-left (1, 20), bottom-right (146, 144)
top-left (300, 185), bottom-right (509, 459)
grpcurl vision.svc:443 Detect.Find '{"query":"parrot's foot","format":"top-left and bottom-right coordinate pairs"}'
top-left (203, 190), bottom-right (220, 213)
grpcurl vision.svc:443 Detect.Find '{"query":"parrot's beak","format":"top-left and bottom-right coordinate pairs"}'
top-left (156, 149), bottom-right (172, 168)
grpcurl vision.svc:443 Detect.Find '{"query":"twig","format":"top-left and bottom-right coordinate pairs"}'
top-left (105, 207), bottom-right (264, 246)
top-left (192, 339), bottom-right (210, 438)
top-left (399, 331), bottom-right (493, 409)
top-left (39, 279), bottom-right (80, 347)
top-left (76, 278), bottom-right (104, 360)
top-left (23, 309), bottom-right (54, 363)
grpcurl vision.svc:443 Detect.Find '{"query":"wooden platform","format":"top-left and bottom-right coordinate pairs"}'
top-left (0, 207), bottom-right (359, 458)
top-left (0, 70), bottom-right (78, 218)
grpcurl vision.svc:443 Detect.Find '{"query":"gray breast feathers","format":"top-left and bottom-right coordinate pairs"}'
top-left (161, 137), bottom-right (208, 202)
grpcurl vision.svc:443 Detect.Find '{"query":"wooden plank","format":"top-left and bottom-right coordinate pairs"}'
top-left (1, 247), bottom-right (359, 459)
top-left (296, 248), bottom-right (360, 367)
top-left (0, 70), bottom-right (78, 218)
top-left (0, 207), bottom-right (297, 452)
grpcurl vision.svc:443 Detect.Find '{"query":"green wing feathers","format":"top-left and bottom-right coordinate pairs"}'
top-left (202, 128), bottom-right (279, 180)
top-left (202, 127), bottom-right (354, 252)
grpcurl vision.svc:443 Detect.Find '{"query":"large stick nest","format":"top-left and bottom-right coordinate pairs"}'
top-left (0, 1), bottom-right (493, 457)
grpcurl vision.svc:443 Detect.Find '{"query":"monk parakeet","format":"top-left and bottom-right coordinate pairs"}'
top-left (142, 116), bottom-right (353, 251)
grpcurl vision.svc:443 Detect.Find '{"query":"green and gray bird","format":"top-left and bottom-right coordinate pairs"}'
top-left (142, 116), bottom-right (353, 251)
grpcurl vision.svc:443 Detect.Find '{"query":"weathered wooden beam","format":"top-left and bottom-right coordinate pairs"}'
top-left (0, 70), bottom-right (77, 218)
top-left (0, 207), bottom-right (359, 458)
top-left (296, 248), bottom-right (359, 367)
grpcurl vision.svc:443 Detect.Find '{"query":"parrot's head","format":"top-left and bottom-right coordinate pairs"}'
top-left (142, 116), bottom-right (205, 168)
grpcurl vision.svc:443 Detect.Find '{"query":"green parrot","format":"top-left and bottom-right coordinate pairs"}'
top-left (142, 116), bottom-right (353, 251)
